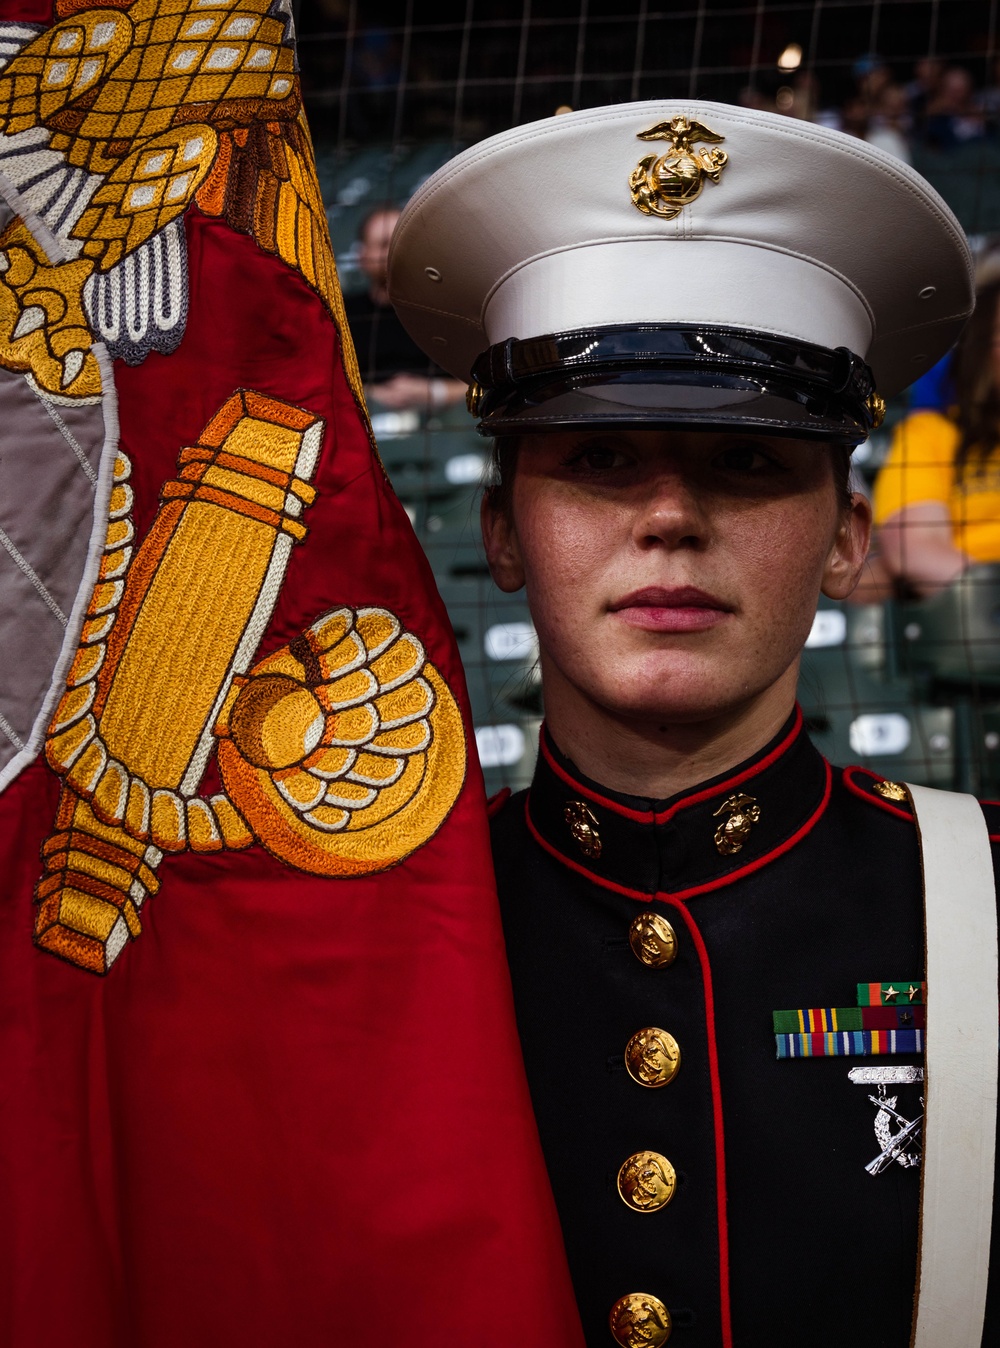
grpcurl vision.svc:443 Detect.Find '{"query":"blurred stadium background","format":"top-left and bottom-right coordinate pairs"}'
top-left (296, 0), bottom-right (1000, 797)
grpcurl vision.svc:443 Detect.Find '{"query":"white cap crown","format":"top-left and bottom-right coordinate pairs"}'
top-left (389, 99), bottom-right (973, 402)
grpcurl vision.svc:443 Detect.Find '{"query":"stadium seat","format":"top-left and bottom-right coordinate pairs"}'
top-left (805, 700), bottom-right (956, 788)
top-left (897, 564), bottom-right (1000, 687)
top-left (799, 597), bottom-right (956, 786)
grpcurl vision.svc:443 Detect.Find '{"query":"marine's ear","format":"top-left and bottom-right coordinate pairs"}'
top-left (821, 491), bottom-right (873, 601)
top-left (480, 489), bottom-right (526, 593)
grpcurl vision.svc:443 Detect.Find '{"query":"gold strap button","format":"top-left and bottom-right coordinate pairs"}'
top-left (625, 1027), bottom-right (681, 1087)
top-left (609, 1292), bottom-right (672, 1346)
top-left (628, 911), bottom-right (677, 967)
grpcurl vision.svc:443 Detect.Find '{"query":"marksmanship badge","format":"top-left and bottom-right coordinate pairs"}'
top-left (848, 1065), bottom-right (924, 1174)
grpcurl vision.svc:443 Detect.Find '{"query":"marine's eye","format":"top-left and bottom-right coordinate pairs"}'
top-left (714, 441), bottom-right (779, 473)
top-left (563, 442), bottom-right (631, 473)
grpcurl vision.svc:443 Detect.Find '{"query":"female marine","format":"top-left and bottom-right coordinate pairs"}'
top-left (389, 102), bottom-right (994, 1347)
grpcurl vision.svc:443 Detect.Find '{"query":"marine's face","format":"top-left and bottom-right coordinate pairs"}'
top-left (482, 428), bottom-right (870, 728)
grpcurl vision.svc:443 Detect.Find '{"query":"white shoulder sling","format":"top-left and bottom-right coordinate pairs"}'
top-left (905, 784), bottom-right (998, 1348)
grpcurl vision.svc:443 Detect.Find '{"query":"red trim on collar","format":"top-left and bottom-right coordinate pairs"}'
top-left (525, 801), bottom-right (656, 901)
top-left (842, 765), bottom-right (915, 822)
top-left (539, 707), bottom-right (805, 824)
top-left (524, 758), bottom-right (832, 903)
top-left (656, 707), bottom-right (804, 824)
top-left (846, 771), bottom-right (1000, 843)
top-left (539, 734), bottom-right (653, 824)
top-left (662, 897), bottom-right (733, 1348)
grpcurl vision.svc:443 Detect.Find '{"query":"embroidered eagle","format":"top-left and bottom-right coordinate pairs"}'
top-left (0, 0), bottom-right (341, 384)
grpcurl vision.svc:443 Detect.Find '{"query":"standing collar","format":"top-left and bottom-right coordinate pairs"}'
top-left (525, 706), bottom-right (831, 902)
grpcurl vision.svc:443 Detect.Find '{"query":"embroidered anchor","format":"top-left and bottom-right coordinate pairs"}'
top-left (848, 1066), bottom-right (924, 1174)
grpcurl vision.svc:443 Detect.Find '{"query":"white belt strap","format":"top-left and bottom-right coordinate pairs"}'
top-left (905, 784), bottom-right (998, 1348)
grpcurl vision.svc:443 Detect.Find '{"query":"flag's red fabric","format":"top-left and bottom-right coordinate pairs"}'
top-left (0, 5), bottom-right (583, 1345)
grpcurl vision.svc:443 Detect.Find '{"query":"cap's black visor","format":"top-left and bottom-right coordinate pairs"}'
top-left (470, 324), bottom-right (881, 445)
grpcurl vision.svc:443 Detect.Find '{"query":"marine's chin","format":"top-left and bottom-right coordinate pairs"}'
top-left (587, 662), bottom-right (758, 727)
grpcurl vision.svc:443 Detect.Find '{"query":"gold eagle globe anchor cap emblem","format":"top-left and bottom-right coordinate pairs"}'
top-left (629, 115), bottom-right (728, 220)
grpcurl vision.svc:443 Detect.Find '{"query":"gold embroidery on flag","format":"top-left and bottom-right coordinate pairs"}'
top-left (37, 390), bottom-right (319, 971)
top-left (215, 608), bottom-right (465, 876)
top-left (74, 124), bottom-right (219, 268)
top-left (0, 0), bottom-right (369, 411)
top-left (35, 389), bottom-right (466, 974)
top-left (0, 220), bottom-right (100, 397)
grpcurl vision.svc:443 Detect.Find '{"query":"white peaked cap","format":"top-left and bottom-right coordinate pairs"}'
top-left (388, 100), bottom-right (974, 440)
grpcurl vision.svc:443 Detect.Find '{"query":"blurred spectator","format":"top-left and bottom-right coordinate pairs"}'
top-left (873, 276), bottom-right (1000, 596)
top-left (865, 84), bottom-right (912, 163)
top-left (908, 352), bottom-right (956, 414)
top-left (344, 205), bottom-right (466, 413)
top-left (775, 71), bottom-right (820, 121)
top-left (921, 66), bottom-right (984, 149)
top-left (354, 28), bottom-right (402, 92)
top-left (854, 53), bottom-right (893, 107)
top-left (816, 55), bottom-right (991, 162)
top-left (838, 94), bottom-right (870, 139)
top-left (737, 85), bottom-right (772, 113)
top-left (905, 57), bottom-right (945, 128)
top-left (834, 54), bottom-right (911, 161)
top-left (979, 55), bottom-right (1000, 130)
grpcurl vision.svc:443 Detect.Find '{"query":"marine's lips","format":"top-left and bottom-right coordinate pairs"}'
top-left (609, 585), bottom-right (733, 633)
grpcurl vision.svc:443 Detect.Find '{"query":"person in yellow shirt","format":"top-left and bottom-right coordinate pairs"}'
top-left (874, 277), bottom-right (1000, 594)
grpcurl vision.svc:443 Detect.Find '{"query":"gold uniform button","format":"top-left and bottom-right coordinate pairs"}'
top-left (625, 1027), bottom-right (681, 1087)
top-left (628, 912), bottom-right (677, 968)
top-left (609, 1292), bottom-right (672, 1347)
top-left (617, 1150), bottom-right (677, 1212)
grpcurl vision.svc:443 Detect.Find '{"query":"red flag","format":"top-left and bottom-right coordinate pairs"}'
top-left (0, 4), bottom-right (583, 1345)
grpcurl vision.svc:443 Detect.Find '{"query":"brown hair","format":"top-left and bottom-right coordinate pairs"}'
top-left (484, 434), bottom-right (854, 515)
top-left (952, 279), bottom-right (1000, 477)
